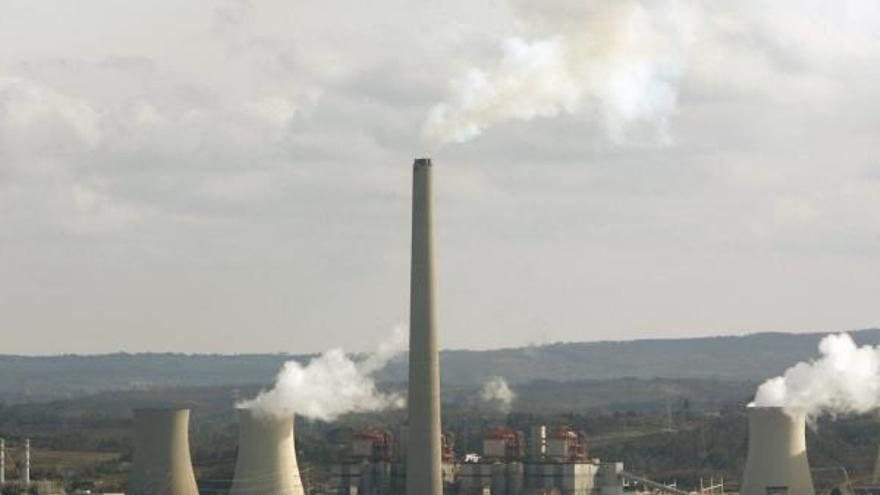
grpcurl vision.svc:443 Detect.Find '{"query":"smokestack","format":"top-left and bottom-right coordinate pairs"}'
top-left (406, 158), bottom-right (443, 495)
top-left (229, 408), bottom-right (305, 495)
top-left (24, 439), bottom-right (29, 486)
top-left (1, 438), bottom-right (5, 485)
top-left (740, 407), bottom-right (815, 495)
top-left (127, 408), bottom-right (200, 495)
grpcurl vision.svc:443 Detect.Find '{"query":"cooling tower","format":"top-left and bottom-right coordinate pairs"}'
top-left (740, 407), bottom-right (815, 495)
top-left (406, 158), bottom-right (443, 495)
top-left (127, 408), bottom-right (199, 495)
top-left (229, 408), bottom-right (304, 495)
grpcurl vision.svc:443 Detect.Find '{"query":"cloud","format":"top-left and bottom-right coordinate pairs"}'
top-left (423, 0), bottom-right (880, 146)
top-left (423, 1), bottom-right (694, 146)
top-left (1, 0), bottom-right (880, 355)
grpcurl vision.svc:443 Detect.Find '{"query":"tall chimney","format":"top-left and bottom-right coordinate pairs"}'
top-left (127, 408), bottom-right (200, 495)
top-left (740, 407), bottom-right (814, 495)
top-left (1, 438), bottom-right (5, 485)
top-left (229, 408), bottom-right (305, 495)
top-left (406, 158), bottom-right (443, 495)
top-left (24, 439), bottom-right (30, 486)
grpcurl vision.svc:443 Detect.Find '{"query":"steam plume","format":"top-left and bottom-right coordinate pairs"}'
top-left (238, 325), bottom-right (407, 420)
top-left (423, 0), bottom-right (697, 145)
top-left (751, 333), bottom-right (880, 418)
top-left (481, 376), bottom-right (516, 413)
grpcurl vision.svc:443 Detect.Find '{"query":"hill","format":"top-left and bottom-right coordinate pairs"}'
top-left (1, 329), bottom-right (878, 403)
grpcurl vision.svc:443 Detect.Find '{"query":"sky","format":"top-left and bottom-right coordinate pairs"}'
top-left (1, 0), bottom-right (879, 355)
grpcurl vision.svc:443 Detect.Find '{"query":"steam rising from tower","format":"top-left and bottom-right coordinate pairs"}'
top-left (752, 333), bottom-right (880, 418)
top-left (740, 407), bottom-right (815, 495)
top-left (406, 158), bottom-right (443, 495)
top-left (127, 408), bottom-right (199, 495)
top-left (481, 376), bottom-right (516, 413)
top-left (229, 408), bottom-right (304, 495)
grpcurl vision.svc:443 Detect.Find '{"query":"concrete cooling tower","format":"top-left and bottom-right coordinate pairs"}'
top-left (406, 158), bottom-right (443, 495)
top-left (127, 408), bottom-right (200, 495)
top-left (229, 408), bottom-right (304, 495)
top-left (740, 407), bottom-right (815, 495)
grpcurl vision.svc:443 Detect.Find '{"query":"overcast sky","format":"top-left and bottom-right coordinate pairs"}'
top-left (1, 0), bottom-right (879, 355)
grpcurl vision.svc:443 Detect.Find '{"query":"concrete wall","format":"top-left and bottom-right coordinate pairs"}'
top-left (740, 407), bottom-right (815, 495)
top-left (127, 408), bottom-right (199, 495)
top-left (229, 408), bottom-right (304, 495)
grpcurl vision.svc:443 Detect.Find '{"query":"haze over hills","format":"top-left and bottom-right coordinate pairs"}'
top-left (2, 329), bottom-right (879, 403)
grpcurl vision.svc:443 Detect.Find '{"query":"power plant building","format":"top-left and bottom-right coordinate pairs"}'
top-left (329, 425), bottom-right (626, 495)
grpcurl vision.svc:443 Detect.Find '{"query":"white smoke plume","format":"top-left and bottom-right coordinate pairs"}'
top-left (423, 0), bottom-right (697, 145)
top-left (238, 325), bottom-right (408, 420)
top-left (481, 376), bottom-right (517, 413)
top-left (751, 333), bottom-right (880, 418)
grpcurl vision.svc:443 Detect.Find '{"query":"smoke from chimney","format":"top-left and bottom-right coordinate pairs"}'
top-left (480, 376), bottom-right (517, 413)
top-left (751, 333), bottom-right (880, 419)
top-left (422, 0), bottom-right (697, 145)
top-left (238, 325), bottom-right (407, 420)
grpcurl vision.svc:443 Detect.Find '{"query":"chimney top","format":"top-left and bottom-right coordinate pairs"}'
top-left (414, 158), bottom-right (432, 167)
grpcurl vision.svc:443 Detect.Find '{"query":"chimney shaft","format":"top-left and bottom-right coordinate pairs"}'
top-left (24, 439), bottom-right (29, 485)
top-left (1, 438), bottom-right (5, 485)
top-left (740, 407), bottom-right (815, 495)
top-left (406, 158), bottom-right (443, 495)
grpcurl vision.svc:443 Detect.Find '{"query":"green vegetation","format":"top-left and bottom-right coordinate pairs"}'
top-left (1, 379), bottom-right (879, 494)
top-left (3, 329), bottom-right (880, 403)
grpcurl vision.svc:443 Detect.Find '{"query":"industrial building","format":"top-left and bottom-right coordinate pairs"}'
top-left (328, 423), bottom-right (628, 495)
top-left (457, 423), bottom-right (626, 495)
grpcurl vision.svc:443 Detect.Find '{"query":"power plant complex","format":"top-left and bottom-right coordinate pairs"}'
top-left (1, 159), bottom-right (872, 495)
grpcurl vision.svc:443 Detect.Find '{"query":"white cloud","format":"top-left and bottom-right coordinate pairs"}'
top-left (0, 0), bottom-right (879, 354)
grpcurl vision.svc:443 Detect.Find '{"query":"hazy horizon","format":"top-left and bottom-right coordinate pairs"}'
top-left (2, 0), bottom-right (879, 354)
top-left (2, 326), bottom-right (878, 358)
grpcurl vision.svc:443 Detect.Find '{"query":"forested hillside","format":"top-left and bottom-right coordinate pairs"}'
top-left (1, 329), bottom-right (878, 402)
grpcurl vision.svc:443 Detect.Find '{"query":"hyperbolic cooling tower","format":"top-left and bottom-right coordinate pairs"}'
top-left (229, 408), bottom-right (305, 495)
top-left (741, 407), bottom-right (815, 495)
top-left (406, 158), bottom-right (443, 495)
top-left (127, 408), bottom-right (200, 495)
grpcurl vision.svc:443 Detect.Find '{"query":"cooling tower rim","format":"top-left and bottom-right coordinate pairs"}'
top-left (745, 405), bottom-right (807, 419)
